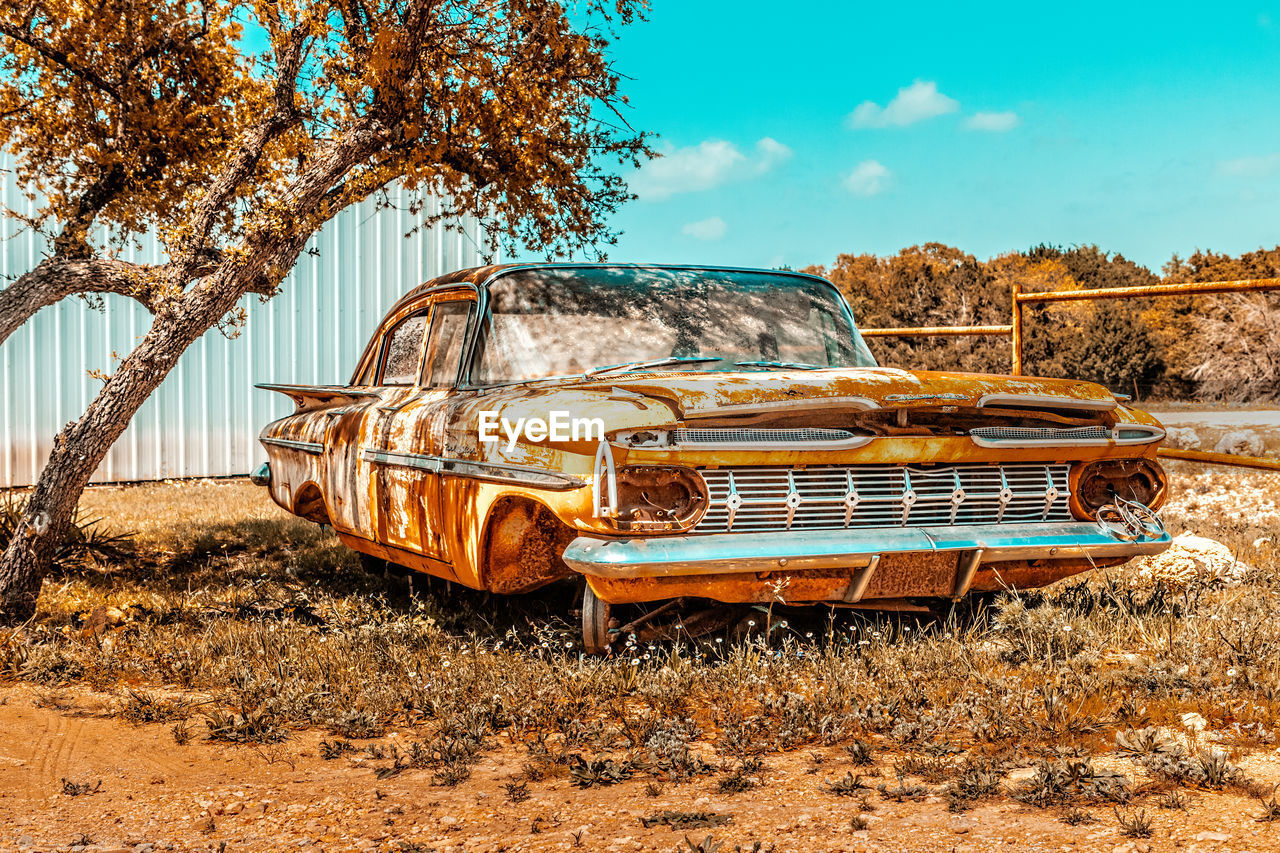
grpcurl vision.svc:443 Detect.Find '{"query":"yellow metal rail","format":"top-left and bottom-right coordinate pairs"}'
top-left (860, 324), bottom-right (1013, 337)
top-left (1157, 448), bottom-right (1280, 472)
top-left (1013, 276), bottom-right (1280, 305)
top-left (1010, 277), bottom-right (1280, 374)
top-left (857, 276), bottom-right (1280, 471)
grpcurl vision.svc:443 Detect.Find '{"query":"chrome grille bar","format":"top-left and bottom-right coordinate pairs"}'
top-left (696, 463), bottom-right (1073, 534)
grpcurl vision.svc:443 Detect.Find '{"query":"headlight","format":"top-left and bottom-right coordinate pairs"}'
top-left (1071, 458), bottom-right (1167, 517)
top-left (610, 466), bottom-right (707, 532)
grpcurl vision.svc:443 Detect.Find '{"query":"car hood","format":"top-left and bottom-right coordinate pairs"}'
top-left (585, 366), bottom-right (1121, 419)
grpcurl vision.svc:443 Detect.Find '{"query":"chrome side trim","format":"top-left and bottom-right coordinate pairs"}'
top-left (886, 393), bottom-right (967, 403)
top-left (362, 449), bottom-right (585, 490)
top-left (682, 395), bottom-right (880, 418)
top-left (562, 521), bottom-right (1172, 579)
top-left (977, 393), bottom-right (1117, 412)
top-left (363, 449), bottom-right (442, 473)
top-left (261, 437), bottom-right (324, 455)
top-left (441, 457), bottom-right (585, 489)
top-left (969, 422), bottom-right (1165, 448)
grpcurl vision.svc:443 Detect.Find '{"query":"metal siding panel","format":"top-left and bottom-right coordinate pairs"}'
top-left (0, 148), bottom-right (484, 486)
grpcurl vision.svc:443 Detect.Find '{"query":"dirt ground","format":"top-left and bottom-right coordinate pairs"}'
top-left (2, 681), bottom-right (1280, 853)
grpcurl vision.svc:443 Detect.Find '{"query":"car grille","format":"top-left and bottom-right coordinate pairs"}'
top-left (970, 425), bottom-right (1110, 442)
top-left (671, 428), bottom-right (866, 448)
top-left (695, 463), bottom-right (1073, 534)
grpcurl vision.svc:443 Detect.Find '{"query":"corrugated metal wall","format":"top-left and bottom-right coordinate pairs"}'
top-left (0, 166), bottom-right (489, 487)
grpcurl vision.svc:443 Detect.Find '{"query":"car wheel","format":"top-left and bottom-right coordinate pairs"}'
top-left (581, 583), bottom-right (612, 655)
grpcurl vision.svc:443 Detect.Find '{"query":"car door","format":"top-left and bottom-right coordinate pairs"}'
top-left (322, 304), bottom-right (429, 541)
top-left (367, 294), bottom-right (476, 564)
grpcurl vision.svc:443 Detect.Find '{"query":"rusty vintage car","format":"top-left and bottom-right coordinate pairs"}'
top-left (255, 263), bottom-right (1172, 651)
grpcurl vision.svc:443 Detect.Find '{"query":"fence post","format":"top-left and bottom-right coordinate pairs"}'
top-left (1011, 284), bottom-right (1023, 376)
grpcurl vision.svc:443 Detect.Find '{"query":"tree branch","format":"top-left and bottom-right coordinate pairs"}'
top-left (0, 256), bottom-right (165, 345)
top-left (174, 18), bottom-right (313, 278)
top-left (0, 19), bottom-right (123, 102)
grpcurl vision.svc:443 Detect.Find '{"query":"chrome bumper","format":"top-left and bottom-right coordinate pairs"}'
top-left (562, 522), bottom-right (1171, 580)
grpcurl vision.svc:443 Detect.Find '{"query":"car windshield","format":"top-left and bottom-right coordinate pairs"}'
top-left (471, 267), bottom-right (877, 385)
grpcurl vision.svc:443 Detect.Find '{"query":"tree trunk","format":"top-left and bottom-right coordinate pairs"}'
top-left (0, 271), bottom-right (242, 623)
top-left (0, 129), bottom-right (373, 624)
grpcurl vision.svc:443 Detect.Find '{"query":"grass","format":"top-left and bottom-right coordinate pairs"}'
top-left (1, 466), bottom-right (1279, 824)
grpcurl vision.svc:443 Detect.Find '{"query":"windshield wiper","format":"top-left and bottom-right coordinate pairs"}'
top-left (585, 356), bottom-right (723, 378)
top-left (734, 360), bottom-right (824, 371)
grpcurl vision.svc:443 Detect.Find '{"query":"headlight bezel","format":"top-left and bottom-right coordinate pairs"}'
top-left (1069, 457), bottom-right (1167, 519)
top-left (604, 464), bottom-right (708, 532)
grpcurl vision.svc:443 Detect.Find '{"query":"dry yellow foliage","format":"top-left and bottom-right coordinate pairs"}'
top-left (0, 0), bottom-right (652, 623)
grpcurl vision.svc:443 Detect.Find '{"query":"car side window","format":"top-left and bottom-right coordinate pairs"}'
top-left (379, 313), bottom-right (429, 385)
top-left (422, 301), bottom-right (475, 389)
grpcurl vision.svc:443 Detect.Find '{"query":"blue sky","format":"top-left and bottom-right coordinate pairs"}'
top-left (599, 1), bottom-right (1280, 272)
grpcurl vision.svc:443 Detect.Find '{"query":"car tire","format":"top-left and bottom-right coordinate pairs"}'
top-left (581, 583), bottom-right (612, 655)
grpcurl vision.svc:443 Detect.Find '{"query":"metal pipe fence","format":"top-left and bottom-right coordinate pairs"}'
top-left (858, 277), bottom-right (1280, 471)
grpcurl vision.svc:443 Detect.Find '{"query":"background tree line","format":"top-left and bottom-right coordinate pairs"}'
top-left (806, 243), bottom-right (1280, 402)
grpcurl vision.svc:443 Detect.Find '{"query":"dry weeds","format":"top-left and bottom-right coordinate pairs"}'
top-left (1, 466), bottom-right (1279, 842)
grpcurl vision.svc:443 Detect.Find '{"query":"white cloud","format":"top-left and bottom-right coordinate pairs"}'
top-left (1217, 153), bottom-right (1280, 178)
top-left (682, 216), bottom-right (728, 240)
top-left (847, 81), bottom-right (959, 128)
top-left (632, 137), bottom-right (793, 201)
top-left (965, 111), bottom-right (1020, 132)
top-left (844, 160), bottom-right (892, 196)
top-left (752, 137), bottom-right (793, 173)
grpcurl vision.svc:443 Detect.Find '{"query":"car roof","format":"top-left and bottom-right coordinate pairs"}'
top-left (387, 262), bottom-right (836, 316)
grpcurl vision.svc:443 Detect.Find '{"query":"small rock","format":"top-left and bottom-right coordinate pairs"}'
top-left (1194, 831), bottom-right (1230, 842)
top-left (16, 837), bottom-right (34, 850)
top-left (1166, 427), bottom-right (1202, 450)
top-left (1215, 430), bottom-right (1264, 457)
top-left (1181, 712), bottom-right (1208, 732)
top-left (223, 801), bottom-right (244, 815)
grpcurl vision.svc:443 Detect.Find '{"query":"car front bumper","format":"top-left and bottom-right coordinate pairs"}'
top-left (562, 521), bottom-right (1171, 597)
